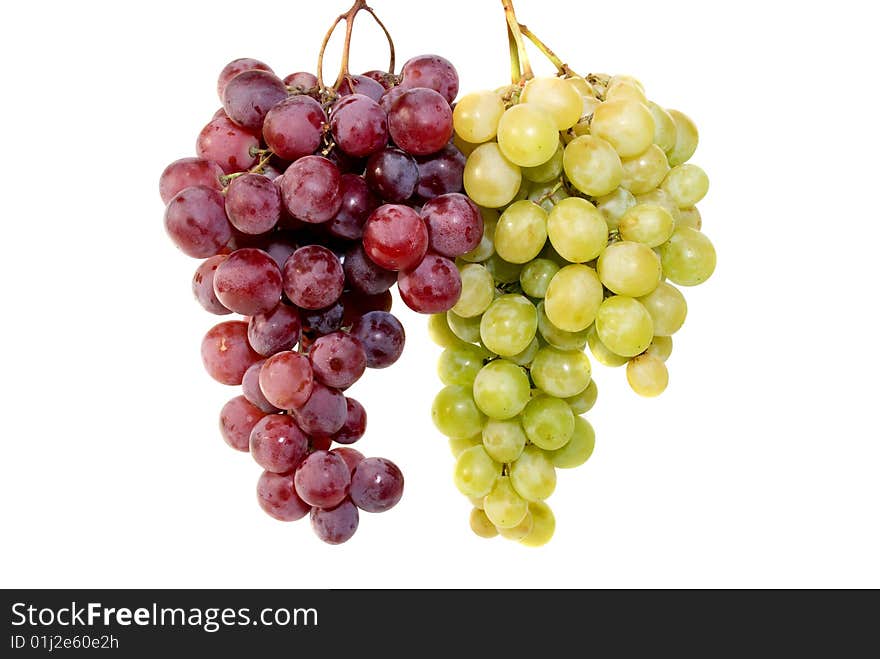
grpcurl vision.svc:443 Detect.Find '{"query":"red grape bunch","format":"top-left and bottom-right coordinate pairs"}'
top-left (158, 1), bottom-right (478, 544)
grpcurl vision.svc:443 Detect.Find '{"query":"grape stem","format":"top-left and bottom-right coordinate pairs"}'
top-left (501, 0), bottom-right (533, 82)
top-left (317, 0), bottom-right (396, 92)
top-left (219, 150), bottom-right (275, 187)
top-left (517, 24), bottom-right (576, 78)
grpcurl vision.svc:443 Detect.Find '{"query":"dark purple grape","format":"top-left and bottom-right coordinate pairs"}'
top-left (294, 450), bottom-right (351, 508)
top-left (159, 157), bottom-right (224, 204)
top-left (164, 186), bottom-right (232, 258)
top-left (364, 148), bottom-right (418, 202)
top-left (220, 395), bottom-right (267, 452)
top-left (291, 383), bottom-right (347, 436)
top-left (260, 161), bottom-right (285, 181)
top-left (330, 94), bottom-right (388, 158)
top-left (399, 54), bottom-right (459, 103)
top-left (250, 414), bottom-right (309, 474)
top-left (332, 398), bottom-right (367, 445)
top-left (362, 204), bottom-right (428, 271)
top-left (280, 156), bottom-right (343, 223)
top-left (223, 69), bottom-right (288, 132)
top-left (337, 74), bottom-right (386, 102)
top-left (332, 447), bottom-right (365, 473)
top-left (217, 58), bottom-right (274, 101)
top-left (416, 144), bottom-right (466, 199)
top-left (283, 71), bottom-right (319, 93)
top-left (301, 302), bottom-right (344, 337)
top-left (261, 234), bottom-right (298, 269)
top-left (282, 245), bottom-right (344, 309)
top-left (350, 457), bottom-right (404, 513)
top-left (257, 471), bottom-right (311, 521)
top-left (202, 321), bottom-right (261, 385)
top-left (196, 115), bottom-right (259, 174)
top-left (327, 174), bottom-right (378, 241)
top-left (193, 255), bottom-right (231, 315)
top-left (242, 360), bottom-right (279, 413)
top-left (310, 499), bottom-right (359, 544)
top-left (361, 70), bottom-right (396, 90)
top-left (341, 290), bottom-right (393, 327)
top-left (213, 248), bottom-right (282, 316)
top-left (388, 88), bottom-right (453, 156)
top-left (421, 192), bottom-right (483, 257)
top-left (350, 311), bottom-right (405, 369)
top-left (259, 352), bottom-right (314, 410)
top-left (309, 332), bottom-right (367, 389)
top-left (248, 303), bottom-right (301, 356)
top-left (398, 253), bottom-right (462, 314)
top-left (324, 148), bottom-right (366, 176)
top-left (225, 173), bottom-right (281, 235)
top-left (263, 95), bottom-right (327, 161)
top-left (343, 243), bottom-right (396, 296)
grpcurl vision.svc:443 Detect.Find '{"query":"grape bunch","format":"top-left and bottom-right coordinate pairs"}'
top-left (159, 1), bottom-right (476, 543)
top-left (427, 9), bottom-right (716, 544)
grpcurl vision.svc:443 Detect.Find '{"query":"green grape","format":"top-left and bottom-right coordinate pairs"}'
top-left (563, 135), bottom-right (623, 197)
top-left (648, 101), bottom-right (677, 153)
top-left (549, 416), bottom-right (596, 469)
top-left (453, 91), bottom-right (505, 144)
top-left (522, 142), bottom-right (564, 183)
top-left (597, 241), bottom-right (662, 297)
top-left (618, 204), bottom-right (675, 247)
top-left (538, 241), bottom-right (570, 267)
top-left (463, 142), bottom-right (522, 208)
top-left (453, 134), bottom-right (479, 158)
top-left (495, 200), bottom-right (548, 264)
top-left (480, 295), bottom-right (538, 357)
top-left (522, 395), bottom-right (575, 450)
top-left (432, 385), bottom-right (486, 439)
top-left (590, 99), bottom-right (655, 158)
top-left (527, 179), bottom-right (569, 212)
top-left (447, 310), bottom-right (482, 343)
top-left (586, 324), bottom-right (628, 367)
top-left (510, 445), bottom-right (558, 500)
top-left (638, 281), bottom-right (687, 336)
top-left (646, 335), bottom-right (673, 361)
top-left (678, 207), bottom-right (702, 231)
top-left (473, 359), bottom-right (531, 420)
top-left (449, 435), bottom-right (482, 458)
top-left (428, 313), bottom-right (463, 348)
top-left (521, 77), bottom-right (584, 130)
top-left (566, 76), bottom-right (595, 98)
top-left (483, 476), bottom-right (529, 529)
top-left (520, 259), bottom-right (560, 298)
top-left (452, 263), bottom-right (495, 318)
top-left (595, 296), bottom-right (654, 357)
top-left (596, 186), bottom-right (636, 231)
top-left (509, 337), bottom-right (541, 366)
top-left (460, 208), bottom-right (497, 262)
top-left (530, 346), bottom-right (592, 398)
top-left (662, 164), bottom-right (709, 208)
top-left (537, 301), bottom-right (590, 350)
top-left (482, 418), bottom-right (527, 463)
top-left (484, 253), bottom-right (523, 284)
top-left (635, 189), bottom-right (681, 224)
top-left (566, 379), bottom-right (598, 414)
top-left (469, 507), bottom-right (499, 539)
top-left (620, 144), bottom-right (670, 195)
top-left (666, 109), bottom-right (699, 167)
top-left (605, 78), bottom-right (648, 104)
top-left (519, 502), bottom-right (555, 547)
top-left (658, 227), bottom-right (717, 286)
top-left (626, 354), bottom-right (669, 397)
top-left (454, 446), bottom-right (501, 498)
top-left (499, 510), bottom-right (533, 541)
top-left (470, 496), bottom-right (485, 510)
top-left (544, 264), bottom-right (604, 332)
top-left (438, 343), bottom-right (487, 386)
top-left (497, 103), bottom-right (560, 167)
top-left (547, 197), bottom-right (608, 263)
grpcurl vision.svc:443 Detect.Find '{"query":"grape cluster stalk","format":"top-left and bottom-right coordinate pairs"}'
top-left (428, 0), bottom-right (717, 546)
top-left (159, 0), bottom-right (479, 544)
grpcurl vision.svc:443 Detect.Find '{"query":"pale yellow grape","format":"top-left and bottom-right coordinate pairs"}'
top-left (648, 102), bottom-right (677, 153)
top-left (447, 310), bottom-right (482, 343)
top-left (537, 301), bottom-right (590, 351)
top-left (590, 99), bottom-right (655, 158)
top-left (662, 164), bottom-right (710, 208)
top-left (454, 446), bottom-right (501, 498)
top-left (453, 91), bottom-right (505, 144)
top-left (510, 445), bottom-right (558, 500)
top-left (519, 502), bottom-right (555, 547)
top-left (544, 265), bottom-right (603, 332)
top-left (484, 253), bottom-right (523, 284)
top-left (626, 354), bottom-right (669, 397)
top-left (636, 189), bottom-right (681, 224)
top-left (595, 296), bottom-right (654, 357)
top-left (596, 187), bottom-right (636, 230)
top-left (496, 103), bottom-right (560, 167)
top-left (531, 346), bottom-right (592, 398)
top-left (619, 204), bottom-right (675, 247)
top-left (638, 281), bottom-right (688, 336)
top-left (678, 207), bottom-right (702, 231)
top-left (548, 416), bottom-right (596, 469)
top-left (469, 496), bottom-right (485, 510)
top-left (460, 208), bottom-right (497, 262)
top-left (608, 74), bottom-right (645, 93)
top-left (522, 143), bottom-right (564, 183)
top-left (480, 294), bottom-right (538, 357)
top-left (605, 77), bottom-right (648, 104)
top-left (482, 418), bottom-right (527, 463)
top-left (452, 264), bottom-right (494, 318)
top-left (565, 76), bottom-right (595, 98)
top-left (520, 259), bottom-right (560, 298)
top-left (646, 335), bottom-right (673, 361)
top-left (566, 379), bottom-right (598, 414)
top-left (469, 508), bottom-right (499, 538)
top-left (547, 197), bottom-right (608, 263)
top-left (666, 109), bottom-right (699, 167)
top-left (658, 227), bottom-right (717, 286)
top-left (449, 435), bottom-right (482, 458)
top-left (620, 144), bottom-right (670, 195)
top-left (597, 241), bottom-right (662, 297)
top-left (586, 325), bottom-right (628, 367)
top-left (521, 396), bottom-right (575, 450)
top-left (509, 337), bottom-right (541, 367)
top-left (521, 76), bottom-right (584, 130)
top-left (499, 510), bottom-right (533, 541)
top-left (432, 385), bottom-right (486, 439)
top-left (586, 73), bottom-right (610, 97)
top-left (483, 476), bottom-right (529, 529)
top-left (438, 343), bottom-right (487, 386)
top-left (495, 201), bottom-right (548, 264)
top-left (473, 359), bottom-right (531, 420)
top-left (463, 142), bottom-right (522, 208)
top-left (527, 179), bottom-right (569, 212)
top-left (453, 134), bottom-right (479, 158)
top-left (428, 313), bottom-right (463, 348)
top-left (563, 135), bottom-right (623, 197)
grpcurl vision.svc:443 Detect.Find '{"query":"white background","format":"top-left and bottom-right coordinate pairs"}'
top-left (1, 0), bottom-right (878, 589)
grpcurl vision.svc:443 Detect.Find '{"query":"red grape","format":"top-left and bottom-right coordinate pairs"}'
top-left (330, 94), bottom-right (388, 158)
top-left (213, 248), bottom-right (282, 316)
top-left (164, 186), bottom-right (232, 258)
top-left (249, 414), bottom-right (309, 473)
top-left (294, 450), bottom-right (351, 508)
top-left (327, 174), bottom-right (379, 240)
top-left (196, 115), bottom-right (259, 175)
top-left (415, 144), bottom-right (466, 199)
top-left (193, 255), bottom-right (231, 315)
top-left (350, 457), bottom-right (404, 513)
top-left (421, 192), bottom-right (483, 257)
top-left (310, 499), bottom-right (359, 544)
top-left (350, 311), bottom-right (405, 369)
top-left (217, 58), bottom-right (273, 101)
top-left (262, 234), bottom-right (299, 269)
top-left (309, 332), bottom-right (367, 389)
top-left (220, 395), bottom-right (267, 452)
top-left (291, 383), bottom-right (347, 436)
top-left (343, 243), bottom-right (396, 296)
top-left (378, 86), bottom-right (406, 114)
top-left (361, 70), bottom-right (396, 90)
top-left (332, 447), bottom-right (365, 473)
top-left (389, 88), bottom-right (453, 156)
top-left (222, 69), bottom-right (288, 132)
top-left (160, 157), bottom-right (224, 204)
top-left (398, 253), bottom-right (462, 314)
top-left (365, 148), bottom-right (419, 202)
top-left (282, 245), bottom-right (344, 310)
top-left (257, 471), bottom-right (311, 522)
top-left (399, 54), bottom-right (459, 103)
top-left (283, 71), bottom-right (318, 93)
top-left (259, 351), bottom-right (314, 410)
top-left (201, 320), bottom-right (261, 385)
top-left (311, 436), bottom-right (333, 452)
top-left (362, 204), bottom-right (428, 271)
top-left (225, 173), bottom-right (281, 235)
top-left (301, 301), bottom-right (344, 338)
top-left (263, 95), bottom-right (327, 161)
top-left (337, 74), bottom-right (386, 102)
top-left (247, 303), bottom-right (301, 356)
top-left (242, 360), bottom-right (279, 413)
top-left (280, 156), bottom-right (343, 223)
top-left (332, 398), bottom-right (367, 445)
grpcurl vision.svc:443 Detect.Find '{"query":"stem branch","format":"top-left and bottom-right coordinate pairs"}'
top-left (501, 0), bottom-right (532, 82)
top-left (518, 24), bottom-right (576, 77)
